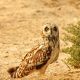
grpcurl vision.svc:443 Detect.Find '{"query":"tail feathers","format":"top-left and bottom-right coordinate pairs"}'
top-left (8, 66), bottom-right (18, 77)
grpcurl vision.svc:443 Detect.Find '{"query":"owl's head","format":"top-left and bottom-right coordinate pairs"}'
top-left (42, 23), bottom-right (59, 44)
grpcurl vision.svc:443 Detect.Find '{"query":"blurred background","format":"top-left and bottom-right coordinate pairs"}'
top-left (0, 0), bottom-right (80, 80)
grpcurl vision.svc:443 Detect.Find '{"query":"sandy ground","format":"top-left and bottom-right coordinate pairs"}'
top-left (0, 0), bottom-right (80, 80)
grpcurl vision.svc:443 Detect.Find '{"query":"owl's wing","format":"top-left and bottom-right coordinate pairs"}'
top-left (10, 45), bottom-right (52, 78)
top-left (22, 45), bottom-right (52, 69)
top-left (33, 46), bottom-right (52, 69)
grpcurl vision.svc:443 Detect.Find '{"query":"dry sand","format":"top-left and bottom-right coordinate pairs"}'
top-left (0, 0), bottom-right (80, 80)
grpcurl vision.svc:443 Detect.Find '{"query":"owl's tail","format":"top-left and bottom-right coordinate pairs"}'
top-left (8, 66), bottom-right (18, 78)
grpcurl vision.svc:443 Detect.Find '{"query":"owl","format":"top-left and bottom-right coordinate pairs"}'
top-left (8, 23), bottom-right (60, 78)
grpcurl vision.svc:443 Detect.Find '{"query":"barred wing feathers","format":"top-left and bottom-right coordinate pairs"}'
top-left (8, 45), bottom-right (52, 78)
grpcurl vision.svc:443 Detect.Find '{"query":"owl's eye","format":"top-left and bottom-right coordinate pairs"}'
top-left (44, 26), bottom-right (49, 32)
top-left (53, 26), bottom-right (57, 31)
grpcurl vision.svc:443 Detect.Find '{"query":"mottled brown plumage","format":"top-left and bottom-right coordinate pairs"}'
top-left (8, 23), bottom-right (60, 78)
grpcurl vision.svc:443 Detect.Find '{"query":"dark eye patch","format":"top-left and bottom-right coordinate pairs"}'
top-left (53, 26), bottom-right (57, 31)
top-left (44, 26), bottom-right (49, 32)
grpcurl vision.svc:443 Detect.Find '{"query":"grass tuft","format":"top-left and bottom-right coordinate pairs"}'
top-left (63, 22), bottom-right (80, 68)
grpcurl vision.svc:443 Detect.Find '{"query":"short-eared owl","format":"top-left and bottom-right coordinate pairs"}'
top-left (8, 23), bottom-right (60, 78)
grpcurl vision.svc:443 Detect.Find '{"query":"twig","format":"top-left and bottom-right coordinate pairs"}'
top-left (61, 59), bottom-right (71, 71)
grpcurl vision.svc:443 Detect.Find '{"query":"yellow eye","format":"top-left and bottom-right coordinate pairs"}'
top-left (44, 26), bottom-right (49, 32)
top-left (53, 26), bottom-right (57, 31)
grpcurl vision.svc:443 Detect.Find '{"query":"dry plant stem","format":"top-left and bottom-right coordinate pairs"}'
top-left (61, 59), bottom-right (71, 71)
